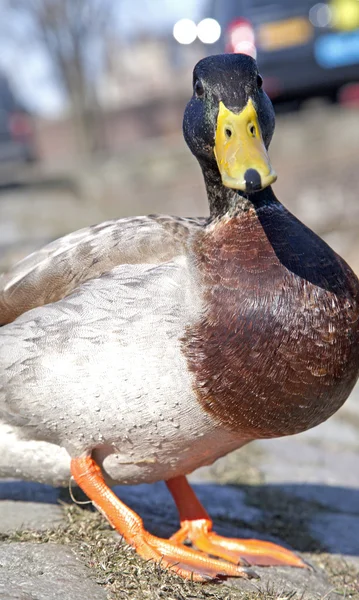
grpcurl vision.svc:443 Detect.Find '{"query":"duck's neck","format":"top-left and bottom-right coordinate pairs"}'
top-left (202, 165), bottom-right (277, 219)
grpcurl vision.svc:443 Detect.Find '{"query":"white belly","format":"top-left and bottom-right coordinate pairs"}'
top-left (0, 420), bottom-right (247, 487)
top-left (1, 259), bottom-right (249, 485)
top-left (26, 307), bottom-right (247, 484)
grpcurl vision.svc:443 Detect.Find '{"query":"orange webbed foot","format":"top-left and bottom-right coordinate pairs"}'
top-left (170, 519), bottom-right (306, 568)
top-left (70, 456), bottom-right (256, 582)
top-left (135, 530), bottom-right (256, 581)
top-left (167, 476), bottom-right (307, 570)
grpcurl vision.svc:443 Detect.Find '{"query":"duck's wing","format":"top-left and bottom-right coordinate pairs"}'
top-left (0, 215), bottom-right (206, 325)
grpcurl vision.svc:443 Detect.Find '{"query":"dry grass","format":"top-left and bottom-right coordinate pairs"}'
top-left (312, 554), bottom-right (359, 600)
top-left (0, 503), bottom-right (305, 600)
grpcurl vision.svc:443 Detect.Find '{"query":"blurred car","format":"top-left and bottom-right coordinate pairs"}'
top-left (0, 73), bottom-right (37, 163)
top-left (208, 0), bottom-right (359, 105)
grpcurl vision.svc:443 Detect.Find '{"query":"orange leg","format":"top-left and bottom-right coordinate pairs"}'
top-left (71, 456), bottom-right (255, 582)
top-left (166, 475), bottom-right (307, 568)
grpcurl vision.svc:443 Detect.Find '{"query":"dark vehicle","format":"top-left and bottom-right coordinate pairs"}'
top-left (209, 0), bottom-right (359, 105)
top-left (0, 74), bottom-right (37, 163)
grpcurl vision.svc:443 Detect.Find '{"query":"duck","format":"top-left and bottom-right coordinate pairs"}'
top-left (1, 53), bottom-right (359, 582)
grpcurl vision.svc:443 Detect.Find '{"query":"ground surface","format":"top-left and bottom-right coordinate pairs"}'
top-left (0, 101), bottom-right (359, 599)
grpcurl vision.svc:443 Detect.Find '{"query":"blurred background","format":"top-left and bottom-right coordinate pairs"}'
top-left (0, 0), bottom-right (359, 275)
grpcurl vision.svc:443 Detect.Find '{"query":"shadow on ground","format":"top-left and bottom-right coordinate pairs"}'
top-left (1, 479), bottom-right (358, 558)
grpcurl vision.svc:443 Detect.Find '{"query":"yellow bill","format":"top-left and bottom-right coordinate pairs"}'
top-left (214, 99), bottom-right (277, 192)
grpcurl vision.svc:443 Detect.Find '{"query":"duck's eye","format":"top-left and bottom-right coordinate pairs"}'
top-left (194, 79), bottom-right (205, 98)
top-left (257, 74), bottom-right (263, 89)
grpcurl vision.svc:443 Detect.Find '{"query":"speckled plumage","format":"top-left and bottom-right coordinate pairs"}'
top-left (0, 215), bottom-right (245, 485)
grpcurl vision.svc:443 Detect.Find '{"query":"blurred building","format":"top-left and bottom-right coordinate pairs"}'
top-left (97, 35), bottom-right (201, 110)
top-left (35, 36), bottom-right (204, 163)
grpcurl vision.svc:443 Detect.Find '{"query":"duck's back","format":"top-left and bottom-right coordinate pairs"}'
top-left (184, 198), bottom-right (359, 440)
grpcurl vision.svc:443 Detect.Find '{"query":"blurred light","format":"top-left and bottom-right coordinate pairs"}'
top-left (309, 3), bottom-right (332, 27)
top-left (197, 18), bottom-right (221, 44)
top-left (173, 19), bottom-right (197, 44)
top-left (331, 0), bottom-right (359, 31)
top-left (233, 40), bottom-right (257, 58)
top-left (226, 19), bottom-right (257, 59)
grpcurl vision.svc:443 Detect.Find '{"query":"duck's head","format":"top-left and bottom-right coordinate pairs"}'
top-left (183, 54), bottom-right (277, 196)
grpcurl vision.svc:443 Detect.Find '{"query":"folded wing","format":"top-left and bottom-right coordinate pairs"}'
top-left (0, 215), bottom-right (204, 325)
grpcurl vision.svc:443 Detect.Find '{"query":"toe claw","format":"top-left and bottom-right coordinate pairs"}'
top-left (244, 567), bottom-right (260, 579)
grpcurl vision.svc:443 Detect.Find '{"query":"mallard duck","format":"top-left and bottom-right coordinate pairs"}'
top-left (1, 54), bottom-right (359, 582)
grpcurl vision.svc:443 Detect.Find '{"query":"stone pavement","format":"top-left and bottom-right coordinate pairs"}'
top-left (0, 543), bottom-right (108, 600)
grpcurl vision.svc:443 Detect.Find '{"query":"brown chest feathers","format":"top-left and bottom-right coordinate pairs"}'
top-left (183, 203), bottom-right (359, 439)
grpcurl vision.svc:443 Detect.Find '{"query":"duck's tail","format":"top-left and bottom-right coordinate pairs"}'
top-left (0, 423), bottom-right (70, 486)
